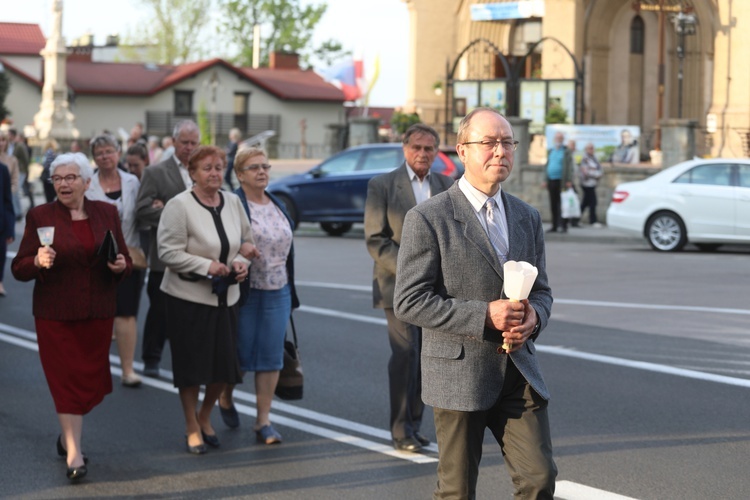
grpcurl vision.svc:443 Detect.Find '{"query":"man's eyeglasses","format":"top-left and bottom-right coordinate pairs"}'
top-left (461, 140), bottom-right (519, 152)
top-left (242, 164), bottom-right (272, 172)
top-left (49, 174), bottom-right (82, 185)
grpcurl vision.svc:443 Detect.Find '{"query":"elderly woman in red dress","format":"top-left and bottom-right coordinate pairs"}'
top-left (12, 152), bottom-right (130, 482)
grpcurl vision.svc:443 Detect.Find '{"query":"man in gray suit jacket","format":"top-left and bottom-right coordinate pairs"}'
top-left (136, 120), bottom-right (199, 376)
top-left (365, 124), bottom-right (454, 453)
top-left (395, 108), bottom-right (557, 498)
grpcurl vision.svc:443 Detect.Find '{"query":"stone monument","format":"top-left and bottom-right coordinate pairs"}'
top-left (32, 0), bottom-right (79, 144)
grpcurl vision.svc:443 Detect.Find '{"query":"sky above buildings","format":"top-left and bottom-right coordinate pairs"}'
top-left (3, 0), bottom-right (409, 107)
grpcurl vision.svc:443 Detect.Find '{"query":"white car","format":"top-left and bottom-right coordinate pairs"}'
top-left (606, 158), bottom-right (750, 251)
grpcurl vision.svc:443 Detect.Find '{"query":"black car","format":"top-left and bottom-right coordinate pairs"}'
top-left (267, 143), bottom-right (463, 236)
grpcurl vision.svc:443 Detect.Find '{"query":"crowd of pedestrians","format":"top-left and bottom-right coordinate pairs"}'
top-left (2, 113), bottom-right (577, 497)
top-left (4, 120), bottom-right (299, 482)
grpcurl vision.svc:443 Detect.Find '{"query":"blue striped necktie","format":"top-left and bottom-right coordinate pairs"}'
top-left (485, 198), bottom-right (508, 263)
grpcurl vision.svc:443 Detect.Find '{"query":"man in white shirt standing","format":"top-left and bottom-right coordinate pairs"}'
top-left (135, 120), bottom-right (199, 377)
top-left (364, 124), bottom-right (454, 452)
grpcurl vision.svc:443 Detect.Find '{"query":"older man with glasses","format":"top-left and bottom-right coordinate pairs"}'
top-left (394, 107), bottom-right (556, 498)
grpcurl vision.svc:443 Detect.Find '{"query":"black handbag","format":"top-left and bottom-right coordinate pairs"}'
top-left (97, 230), bottom-right (118, 263)
top-left (275, 315), bottom-right (303, 400)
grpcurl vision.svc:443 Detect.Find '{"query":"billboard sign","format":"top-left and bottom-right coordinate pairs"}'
top-left (470, 1), bottom-right (545, 21)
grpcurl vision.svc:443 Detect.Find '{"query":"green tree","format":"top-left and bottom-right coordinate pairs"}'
top-left (219, 0), bottom-right (349, 68)
top-left (391, 110), bottom-right (421, 137)
top-left (124, 0), bottom-right (213, 64)
top-left (197, 101), bottom-right (214, 145)
top-left (0, 69), bottom-right (11, 122)
top-left (545, 103), bottom-right (569, 124)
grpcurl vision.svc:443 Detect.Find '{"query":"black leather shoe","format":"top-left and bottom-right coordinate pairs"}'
top-left (392, 436), bottom-right (422, 452)
top-left (219, 403), bottom-right (240, 429)
top-left (201, 430), bottom-right (220, 448)
top-left (414, 432), bottom-right (430, 447)
top-left (185, 436), bottom-right (207, 455)
top-left (66, 464), bottom-right (87, 481)
top-left (143, 361), bottom-right (160, 378)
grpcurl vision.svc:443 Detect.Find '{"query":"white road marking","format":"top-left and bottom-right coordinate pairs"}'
top-left (296, 281), bottom-right (750, 316)
top-left (0, 325), bottom-right (437, 465)
top-left (10, 276), bottom-right (744, 498)
top-left (555, 480), bottom-right (639, 499)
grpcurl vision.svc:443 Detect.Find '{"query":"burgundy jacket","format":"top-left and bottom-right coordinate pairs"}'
top-left (12, 199), bottom-right (132, 321)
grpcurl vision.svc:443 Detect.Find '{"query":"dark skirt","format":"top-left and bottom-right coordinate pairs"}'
top-left (36, 317), bottom-right (114, 415)
top-left (165, 294), bottom-right (242, 388)
top-left (115, 269), bottom-right (144, 317)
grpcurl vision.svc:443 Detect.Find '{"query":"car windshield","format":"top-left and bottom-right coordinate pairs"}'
top-left (361, 148), bottom-right (404, 171)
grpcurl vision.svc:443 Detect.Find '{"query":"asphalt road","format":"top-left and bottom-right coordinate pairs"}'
top-left (1, 222), bottom-right (750, 499)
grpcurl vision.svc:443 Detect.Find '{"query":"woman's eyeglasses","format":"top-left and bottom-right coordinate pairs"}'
top-left (49, 174), bottom-right (82, 185)
top-left (242, 164), bottom-right (272, 172)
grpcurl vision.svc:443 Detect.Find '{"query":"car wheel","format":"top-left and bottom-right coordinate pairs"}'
top-left (273, 194), bottom-right (299, 227)
top-left (320, 222), bottom-right (353, 236)
top-left (646, 211), bottom-right (687, 252)
top-left (695, 243), bottom-right (722, 252)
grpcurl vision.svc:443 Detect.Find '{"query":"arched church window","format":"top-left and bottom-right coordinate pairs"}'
top-left (631, 16), bottom-right (645, 54)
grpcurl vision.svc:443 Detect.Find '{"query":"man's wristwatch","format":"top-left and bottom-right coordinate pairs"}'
top-left (531, 318), bottom-right (541, 337)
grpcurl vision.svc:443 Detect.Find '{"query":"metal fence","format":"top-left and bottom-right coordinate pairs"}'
top-left (145, 112), bottom-right (280, 140)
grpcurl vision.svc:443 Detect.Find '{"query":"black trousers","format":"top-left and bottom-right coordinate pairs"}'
top-left (432, 360), bottom-right (557, 500)
top-left (546, 179), bottom-right (563, 230)
top-left (141, 270), bottom-right (168, 363)
top-left (384, 308), bottom-right (424, 440)
top-left (580, 186), bottom-right (598, 224)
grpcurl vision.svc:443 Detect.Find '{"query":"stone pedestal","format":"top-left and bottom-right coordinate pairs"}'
top-left (507, 116), bottom-right (531, 167)
top-left (348, 117), bottom-right (379, 147)
top-left (325, 123), bottom-right (347, 155)
top-left (659, 119), bottom-right (697, 169)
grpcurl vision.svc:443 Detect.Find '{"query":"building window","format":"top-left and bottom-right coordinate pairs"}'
top-left (631, 16), bottom-right (645, 54)
top-left (233, 92), bottom-right (250, 132)
top-left (174, 90), bottom-right (194, 116)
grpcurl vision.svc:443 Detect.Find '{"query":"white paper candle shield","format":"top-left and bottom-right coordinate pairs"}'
top-left (503, 260), bottom-right (538, 301)
top-left (37, 226), bottom-right (55, 247)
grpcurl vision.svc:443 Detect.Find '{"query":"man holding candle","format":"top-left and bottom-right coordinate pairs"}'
top-left (394, 107), bottom-right (556, 498)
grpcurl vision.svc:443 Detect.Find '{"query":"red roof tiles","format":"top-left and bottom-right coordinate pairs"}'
top-left (240, 67), bottom-right (345, 102)
top-left (0, 23), bottom-right (46, 55)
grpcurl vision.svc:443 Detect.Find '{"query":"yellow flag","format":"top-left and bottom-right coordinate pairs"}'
top-left (364, 54), bottom-right (381, 106)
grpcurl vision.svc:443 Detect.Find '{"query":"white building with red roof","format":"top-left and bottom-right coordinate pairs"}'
top-left (0, 22), bottom-right (346, 157)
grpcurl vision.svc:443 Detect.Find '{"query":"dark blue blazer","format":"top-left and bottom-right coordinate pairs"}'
top-left (0, 162), bottom-right (14, 240)
top-left (234, 187), bottom-right (300, 309)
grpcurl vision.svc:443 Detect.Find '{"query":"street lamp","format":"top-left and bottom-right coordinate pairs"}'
top-left (671, 11), bottom-right (697, 119)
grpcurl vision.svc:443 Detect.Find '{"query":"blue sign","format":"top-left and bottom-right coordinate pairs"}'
top-left (470, 1), bottom-right (545, 21)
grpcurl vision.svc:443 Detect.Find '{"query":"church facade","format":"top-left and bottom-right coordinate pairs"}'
top-left (404, 0), bottom-right (750, 159)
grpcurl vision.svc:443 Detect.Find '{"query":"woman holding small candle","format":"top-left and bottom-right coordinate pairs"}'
top-left (11, 152), bottom-right (130, 481)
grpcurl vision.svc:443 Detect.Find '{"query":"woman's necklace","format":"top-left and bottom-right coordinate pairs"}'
top-left (100, 172), bottom-right (121, 194)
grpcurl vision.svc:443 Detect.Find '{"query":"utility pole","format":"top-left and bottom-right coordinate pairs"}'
top-left (632, 0), bottom-right (682, 151)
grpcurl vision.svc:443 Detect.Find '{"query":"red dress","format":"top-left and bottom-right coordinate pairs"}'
top-left (35, 219), bottom-right (114, 414)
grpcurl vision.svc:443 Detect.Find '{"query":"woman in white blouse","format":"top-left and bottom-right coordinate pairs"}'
top-left (86, 134), bottom-right (143, 387)
top-left (218, 147), bottom-right (299, 445)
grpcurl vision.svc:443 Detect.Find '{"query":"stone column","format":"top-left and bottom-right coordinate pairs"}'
top-left (324, 124), bottom-right (347, 156)
top-left (348, 117), bottom-right (379, 147)
top-left (660, 119), bottom-right (697, 168)
top-left (507, 116), bottom-right (531, 167)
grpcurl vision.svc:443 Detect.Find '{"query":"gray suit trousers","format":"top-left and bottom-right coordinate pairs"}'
top-left (384, 308), bottom-right (424, 439)
top-left (432, 360), bottom-right (557, 500)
